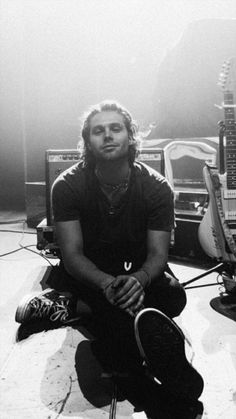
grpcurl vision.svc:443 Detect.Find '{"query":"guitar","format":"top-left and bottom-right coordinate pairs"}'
top-left (198, 58), bottom-right (236, 262)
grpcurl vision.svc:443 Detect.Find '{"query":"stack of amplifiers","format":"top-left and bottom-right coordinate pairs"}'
top-left (37, 148), bottom-right (165, 252)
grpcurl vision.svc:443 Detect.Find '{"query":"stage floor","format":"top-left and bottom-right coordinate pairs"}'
top-left (0, 219), bottom-right (235, 419)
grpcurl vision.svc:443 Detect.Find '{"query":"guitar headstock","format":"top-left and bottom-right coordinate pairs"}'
top-left (218, 58), bottom-right (235, 92)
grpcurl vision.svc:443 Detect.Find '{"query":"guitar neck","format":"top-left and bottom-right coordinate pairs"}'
top-left (224, 91), bottom-right (236, 190)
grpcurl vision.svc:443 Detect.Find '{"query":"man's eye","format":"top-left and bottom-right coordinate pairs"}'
top-left (111, 125), bottom-right (123, 132)
top-left (93, 127), bottom-right (104, 135)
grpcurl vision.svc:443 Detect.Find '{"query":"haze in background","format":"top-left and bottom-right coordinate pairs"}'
top-left (1, 0), bottom-right (236, 208)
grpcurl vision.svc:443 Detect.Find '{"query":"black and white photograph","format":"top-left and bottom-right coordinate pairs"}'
top-left (0, 1), bottom-right (236, 418)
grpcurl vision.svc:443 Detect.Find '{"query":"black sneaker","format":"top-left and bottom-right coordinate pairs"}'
top-left (134, 308), bottom-right (204, 401)
top-left (15, 288), bottom-right (80, 324)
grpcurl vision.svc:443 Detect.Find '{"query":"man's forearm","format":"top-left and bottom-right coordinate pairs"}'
top-left (133, 254), bottom-right (168, 288)
top-left (63, 252), bottom-right (115, 293)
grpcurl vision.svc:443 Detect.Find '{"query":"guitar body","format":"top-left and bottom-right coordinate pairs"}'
top-left (198, 166), bottom-right (236, 262)
top-left (198, 58), bottom-right (236, 263)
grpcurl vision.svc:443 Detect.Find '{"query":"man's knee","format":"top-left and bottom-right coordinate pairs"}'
top-left (170, 280), bottom-right (187, 317)
top-left (165, 273), bottom-right (187, 316)
top-left (145, 272), bottom-right (187, 318)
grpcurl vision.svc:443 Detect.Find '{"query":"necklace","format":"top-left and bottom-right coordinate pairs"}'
top-left (95, 167), bottom-right (131, 214)
top-left (95, 168), bottom-right (131, 191)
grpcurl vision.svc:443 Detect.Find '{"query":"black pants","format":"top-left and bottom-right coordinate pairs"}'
top-left (49, 265), bottom-right (204, 417)
top-left (51, 262), bottom-right (186, 315)
top-left (49, 263), bottom-right (186, 371)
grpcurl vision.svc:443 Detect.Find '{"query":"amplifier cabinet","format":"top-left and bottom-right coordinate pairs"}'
top-left (45, 149), bottom-right (81, 225)
top-left (138, 148), bottom-right (165, 176)
top-left (170, 217), bottom-right (211, 262)
top-left (25, 181), bottom-right (46, 228)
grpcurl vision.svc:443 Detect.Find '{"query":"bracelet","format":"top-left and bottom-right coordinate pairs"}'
top-left (102, 281), bottom-right (113, 294)
top-left (139, 268), bottom-right (151, 287)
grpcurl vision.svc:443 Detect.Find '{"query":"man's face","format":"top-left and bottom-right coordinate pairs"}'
top-left (88, 111), bottom-right (130, 162)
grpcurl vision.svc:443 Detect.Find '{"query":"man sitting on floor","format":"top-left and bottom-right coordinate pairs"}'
top-left (16, 100), bottom-right (204, 417)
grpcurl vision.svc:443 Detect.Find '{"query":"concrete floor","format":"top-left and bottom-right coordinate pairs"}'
top-left (0, 220), bottom-right (236, 418)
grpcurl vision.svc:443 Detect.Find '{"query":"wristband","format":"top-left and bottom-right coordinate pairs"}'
top-left (140, 269), bottom-right (151, 287)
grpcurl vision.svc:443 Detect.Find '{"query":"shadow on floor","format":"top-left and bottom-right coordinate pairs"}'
top-left (210, 294), bottom-right (236, 322)
top-left (74, 334), bottom-right (204, 419)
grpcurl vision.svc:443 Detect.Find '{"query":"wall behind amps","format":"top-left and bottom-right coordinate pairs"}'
top-left (45, 148), bottom-right (165, 226)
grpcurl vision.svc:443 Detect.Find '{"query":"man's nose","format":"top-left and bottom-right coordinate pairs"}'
top-left (104, 127), bottom-right (113, 140)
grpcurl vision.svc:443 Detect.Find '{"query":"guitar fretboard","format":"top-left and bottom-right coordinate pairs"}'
top-left (224, 91), bottom-right (236, 189)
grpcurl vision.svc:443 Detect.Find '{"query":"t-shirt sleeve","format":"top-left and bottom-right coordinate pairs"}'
top-left (52, 177), bottom-right (81, 222)
top-left (147, 178), bottom-right (175, 232)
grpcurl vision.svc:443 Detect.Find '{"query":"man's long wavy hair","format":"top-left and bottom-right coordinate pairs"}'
top-left (78, 100), bottom-right (140, 168)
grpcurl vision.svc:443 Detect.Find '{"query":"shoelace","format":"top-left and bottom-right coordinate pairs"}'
top-left (30, 296), bottom-right (70, 322)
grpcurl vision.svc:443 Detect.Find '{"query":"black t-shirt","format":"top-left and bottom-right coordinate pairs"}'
top-left (52, 161), bottom-right (174, 276)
